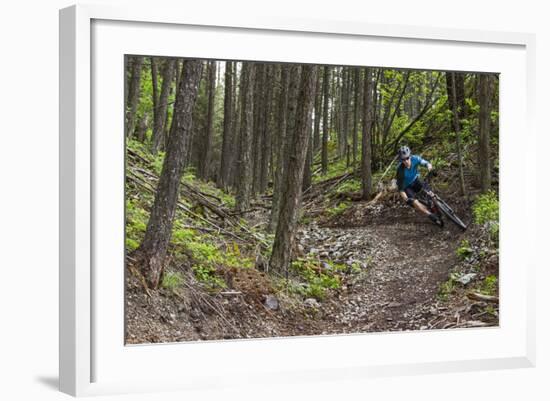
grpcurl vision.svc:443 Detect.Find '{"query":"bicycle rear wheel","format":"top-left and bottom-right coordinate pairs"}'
top-left (434, 197), bottom-right (467, 230)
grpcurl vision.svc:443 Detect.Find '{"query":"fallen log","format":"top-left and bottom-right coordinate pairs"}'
top-left (126, 170), bottom-right (248, 243)
top-left (331, 192), bottom-right (362, 201)
top-left (467, 292), bottom-right (499, 303)
top-left (459, 320), bottom-right (492, 328)
top-left (303, 170), bottom-right (357, 198)
top-left (218, 291), bottom-right (243, 296)
top-left (128, 168), bottom-right (271, 249)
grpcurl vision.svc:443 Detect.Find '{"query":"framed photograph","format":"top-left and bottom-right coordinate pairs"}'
top-left (59, 3), bottom-right (536, 397)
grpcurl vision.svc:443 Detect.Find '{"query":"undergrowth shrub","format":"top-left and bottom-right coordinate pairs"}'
top-left (478, 275), bottom-right (498, 296)
top-left (171, 227), bottom-right (254, 289)
top-left (335, 179), bottom-right (361, 194)
top-left (313, 157), bottom-right (352, 183)
top-left (456, 239), bottom-right (473, 260)
top-left (161, 271), bottom-right (184, 291)
top-left (327, 202), bottom-right (350, 217)
top-left (438, 273), bottom-right (459, 301)
top-left (473, 191), bottom-right (499, 224)
top-left (125, 199), bottom-right (149, 251)
top-left (289, 258), bottom-right (342, 300)
top-left (473, 191), bottom-right (499, 242)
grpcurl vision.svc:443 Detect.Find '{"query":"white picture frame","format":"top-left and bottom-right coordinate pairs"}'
top-left (59, 3), bottom-right (536, 397)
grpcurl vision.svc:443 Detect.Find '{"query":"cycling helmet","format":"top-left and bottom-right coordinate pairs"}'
top-left (398, 145), bottom-right (411, 160)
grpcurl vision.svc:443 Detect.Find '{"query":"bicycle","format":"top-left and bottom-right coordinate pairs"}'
top-left (416, 171), bottom-right (467, 230)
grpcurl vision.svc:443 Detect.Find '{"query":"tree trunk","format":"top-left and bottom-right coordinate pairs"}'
top-left (321, 66), bottom-right (330, 175)
top-left (371, 70), bottom-right (380, 169)
top-left (478, 73), bottom-right (492, 192)
top-left (337, 68), bottom-right (346, 158)
top-left (449, 72), bottom-right (467, 197)
top-left (135, 60), bottom-right (203, 289)
top-left (268, 65), bottom-right (290, 232)
top-left (271, 65), bottom-right (301, 230)
top-left (163, 60), bottom-right (181, 151)
top-left (152, 59), bottom-right (176, 154)
top-left (197, 61), bottom-right (216, 180)
top-left (235, 63), bottom-right (256, 212)
top-left (260, 65), bottom-right (274, 194)
top-left (361, 68), bottom-right (373, 200)
top-left (270, 65), bottom-right (318, 274)
top-left (331, 69), bottom-right (338, 138)
top-left (218, 61), bottom-right (234, 188)
top-left (313, 72), bottom-right (322, 152)
top-left (352, 67), bottom-right (360, 166)
top-left (126, 56), bottom-right (144, 138)
top-left (229, 62), bottom-right (241, 188)
top-left (135, 113), bottom-right (148, 143)
top-left (445, 72), bottom-right (466, 123)
top-left (151, 57), bottom-right (159, 127)
top-left (252, 64), bottom-right (267, 194)
top-left (302, 106), bottom-right (314, 192)
top-left (342, 68), bottom-right (351, 165)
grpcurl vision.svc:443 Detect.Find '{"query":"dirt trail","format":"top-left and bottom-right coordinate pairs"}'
top-left (296, 200), bottom-right (468, 333)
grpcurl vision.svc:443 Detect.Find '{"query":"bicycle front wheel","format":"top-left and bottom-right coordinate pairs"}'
top-left (434, 197), bottom-right (467, 230)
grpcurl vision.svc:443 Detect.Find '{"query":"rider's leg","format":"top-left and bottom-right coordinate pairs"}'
top-left (412, 199), bottom-right (431, 216)
top-left (404, 185), bottom-right (431, 216)
top-left (405, 182), bottom-right (440, 224)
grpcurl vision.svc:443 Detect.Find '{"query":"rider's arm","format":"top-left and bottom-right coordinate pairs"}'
top-left (417, 155), bottom-right (433, 171)
top-left (399, 191), bottom-right (408, 202)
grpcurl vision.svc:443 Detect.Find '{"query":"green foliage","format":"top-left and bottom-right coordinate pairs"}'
top-left (192, 264), bottom-right (226, 289)
top-left (152, 151), bottom-right (166, 176)
top-left (290, 257), bottom-right (342, 301)
top-left (125, 238), bottom-right (140, 251)
top-left (465, 97), bottom-right (479, 114)
top-left (335, 178), bottom-right (361, 194)
top-left (184, 239), bottom-right (227, 288)
top-left (135, 63), bottom-right (154, 135)
top-left (171, 228), bottom-right (196, 245)
top-left (181, 168), bottom-right (236, 208)
top-left (171, 226), bottom-right (253, 289)
top-left (473, 191), bottom-right (499, 224)
top-left (161, 271), bottom-right (184, 291)
top-left (127, 138), bottom-right (149, 156)
top-left (313, 157), bottom-right (352, 184)
top-left (125, 199), bottom-right (149, 250)
top-left (473, 191), bottom-right (499, 242)
top-left (327, 202), bottom-right (350, 218)
top-left (459, 117), bottom-right (476, 144)
top-left (438, 273), bottom-right (460, 301)
top-left (485, 304), bottom-right (497, 316)
top-left (426, 154), bottom-right (450, 170)
top-left (222, 242), bottom-right (254, 269)
top-left (182, 168), bottom-right (197, 182)
top-left (219, 192), bottom-right (236, 209)
top-left (186, 241), bottom-right (221, 264)
top-left (456, 239), bottom-right (473, 260)
top-left (348, 261), bottom-right (362, 274)
top-left (478, 275), bottom-right (498, 296)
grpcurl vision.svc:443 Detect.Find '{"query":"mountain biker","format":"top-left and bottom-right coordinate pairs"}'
top-left (396, 146), bottom-right (442, 226)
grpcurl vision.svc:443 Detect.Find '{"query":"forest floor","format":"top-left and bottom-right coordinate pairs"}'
top-left (126, 179), bottom-right (499, 344)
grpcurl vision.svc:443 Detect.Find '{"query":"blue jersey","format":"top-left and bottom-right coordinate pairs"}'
top-left (396, 155), bottom-right (429, 191)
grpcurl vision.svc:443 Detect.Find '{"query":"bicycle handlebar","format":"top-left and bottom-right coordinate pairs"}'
top-left (424, 169), bottom-right (437, 182)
